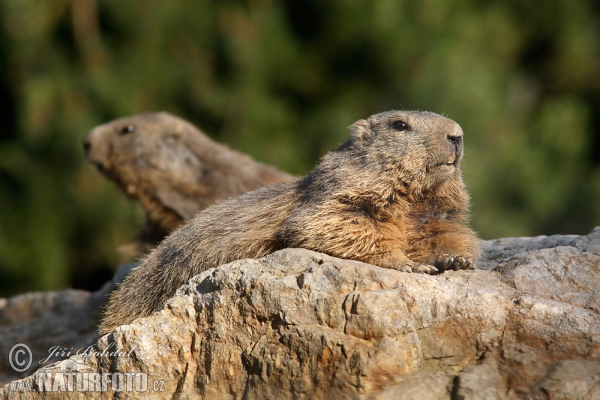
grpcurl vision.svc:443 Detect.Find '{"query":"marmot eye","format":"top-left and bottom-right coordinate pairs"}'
top-left (120, 125), bottom-right (135, 135)
top-left (391, 120), bottom-right (410, 131)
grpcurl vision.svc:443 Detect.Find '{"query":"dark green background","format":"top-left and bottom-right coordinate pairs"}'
top-left (0, 0), bottom-right (598, 296)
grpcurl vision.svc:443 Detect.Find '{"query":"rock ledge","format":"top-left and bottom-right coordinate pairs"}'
top-left (1, 228), bottom-right (599, 399)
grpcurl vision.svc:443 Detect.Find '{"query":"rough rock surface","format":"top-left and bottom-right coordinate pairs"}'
top-left (0, 264), bottom-right (135, 385)
top-left (1, 228), bottom-right (599, 399)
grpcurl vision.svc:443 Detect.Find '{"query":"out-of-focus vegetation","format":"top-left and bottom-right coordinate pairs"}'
top-left (0, 0), bottom-right (598, 296)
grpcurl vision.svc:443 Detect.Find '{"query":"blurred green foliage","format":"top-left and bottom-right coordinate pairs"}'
top-left (0, 0), bottom-right (598, 296)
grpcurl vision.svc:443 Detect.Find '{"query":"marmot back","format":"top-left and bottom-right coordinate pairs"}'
top-left (83, 112), bottom-right (294, 252)
top-left (100, 110), bottom-right (481, 335)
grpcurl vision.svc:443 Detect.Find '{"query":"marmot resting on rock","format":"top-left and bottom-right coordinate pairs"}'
top-left (83, 112), bottom-right (293, 252)
top-left (100, 110), bottom-right (480, 335)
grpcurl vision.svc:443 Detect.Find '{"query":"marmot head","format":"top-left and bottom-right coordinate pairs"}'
top-left (83, 112), bottom-right (209, 221)
top-left (348, 110), bottom-right (464, 193)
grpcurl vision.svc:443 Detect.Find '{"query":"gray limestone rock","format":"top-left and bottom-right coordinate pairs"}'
top-left (0, 263), bottom-right (135, 386)
top-left (1, 228), bottom-right (599, 399)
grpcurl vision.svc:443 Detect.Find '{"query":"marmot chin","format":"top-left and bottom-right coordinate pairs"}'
top-left (100, 110), bottom-right (480, 335)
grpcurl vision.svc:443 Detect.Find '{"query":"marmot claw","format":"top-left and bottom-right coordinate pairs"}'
top-left (435, 254), bottom-right (476, 272)
top-left (412, 264), bottom-right (439, 274)
top-left (389, 263), bottom-right (438, 275)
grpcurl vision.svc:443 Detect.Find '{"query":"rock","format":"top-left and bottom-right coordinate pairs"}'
top-left (1, 228), bottom-right (599, 399)
top-left (479, 226), bottom-right (600, 270)
top-left (532, 360), bottom-right (600, 399)
top-left (454, 355), bottom-right (510, 400)
top-left (493, 247), bottom-right (600, 312)
top-left (0, 289), bottom-right (96, 386)
top-left (368, 369), bottom-right (455, 400)
top-left (0, 263), bottom-right (135, 385)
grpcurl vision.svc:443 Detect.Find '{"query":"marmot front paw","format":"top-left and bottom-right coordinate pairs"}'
top-left (435, 254), bottom-right (476, 272)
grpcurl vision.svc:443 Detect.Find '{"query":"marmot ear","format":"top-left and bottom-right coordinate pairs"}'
top-left (155, 185), bottom-right (200, 221)
top-left (348, 120), bottom-right (372, 145)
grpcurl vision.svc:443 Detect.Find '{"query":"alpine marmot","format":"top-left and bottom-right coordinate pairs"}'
top-left (100, 110), bottom-right (480, 334)
top-left (83, 112), bottom-right (293, 252)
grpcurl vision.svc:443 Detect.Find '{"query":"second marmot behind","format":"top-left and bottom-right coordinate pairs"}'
top-left (100, 110), bottom-right (481, 334)
top-left (83, 112), bottom-right (293, 252)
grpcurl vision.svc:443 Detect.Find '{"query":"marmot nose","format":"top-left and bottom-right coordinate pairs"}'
top-left (82, 137), bottom-right (92, 155)
top-left (446, 125), bottom-right (463, 146)
top-left (447, 134), bottom-right (462, 146)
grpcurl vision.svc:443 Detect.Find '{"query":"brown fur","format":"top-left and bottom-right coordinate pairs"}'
top-left (83, 112), bottom-right (293, 252)
top-left (100, 110), bottom-right (480, 335)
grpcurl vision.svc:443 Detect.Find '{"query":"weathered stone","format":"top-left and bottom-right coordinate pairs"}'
top-left (479, 226), bottom-right (600, 270)
top-left (532, 360), bottom-right (600, 400)
top-left (1, 227), bottom-right (599, 399)
top-left (493, 247), bottom-right (600, 312)
top-left (454, 355), bottom-right (511, 400)
top-left (0, 264), bottom-right (135, 385)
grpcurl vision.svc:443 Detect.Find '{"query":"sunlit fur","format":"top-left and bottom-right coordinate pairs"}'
top-left (84, 112), bottom-right (293, 250)
top-left (100, 110), bottom-right (480, 335)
